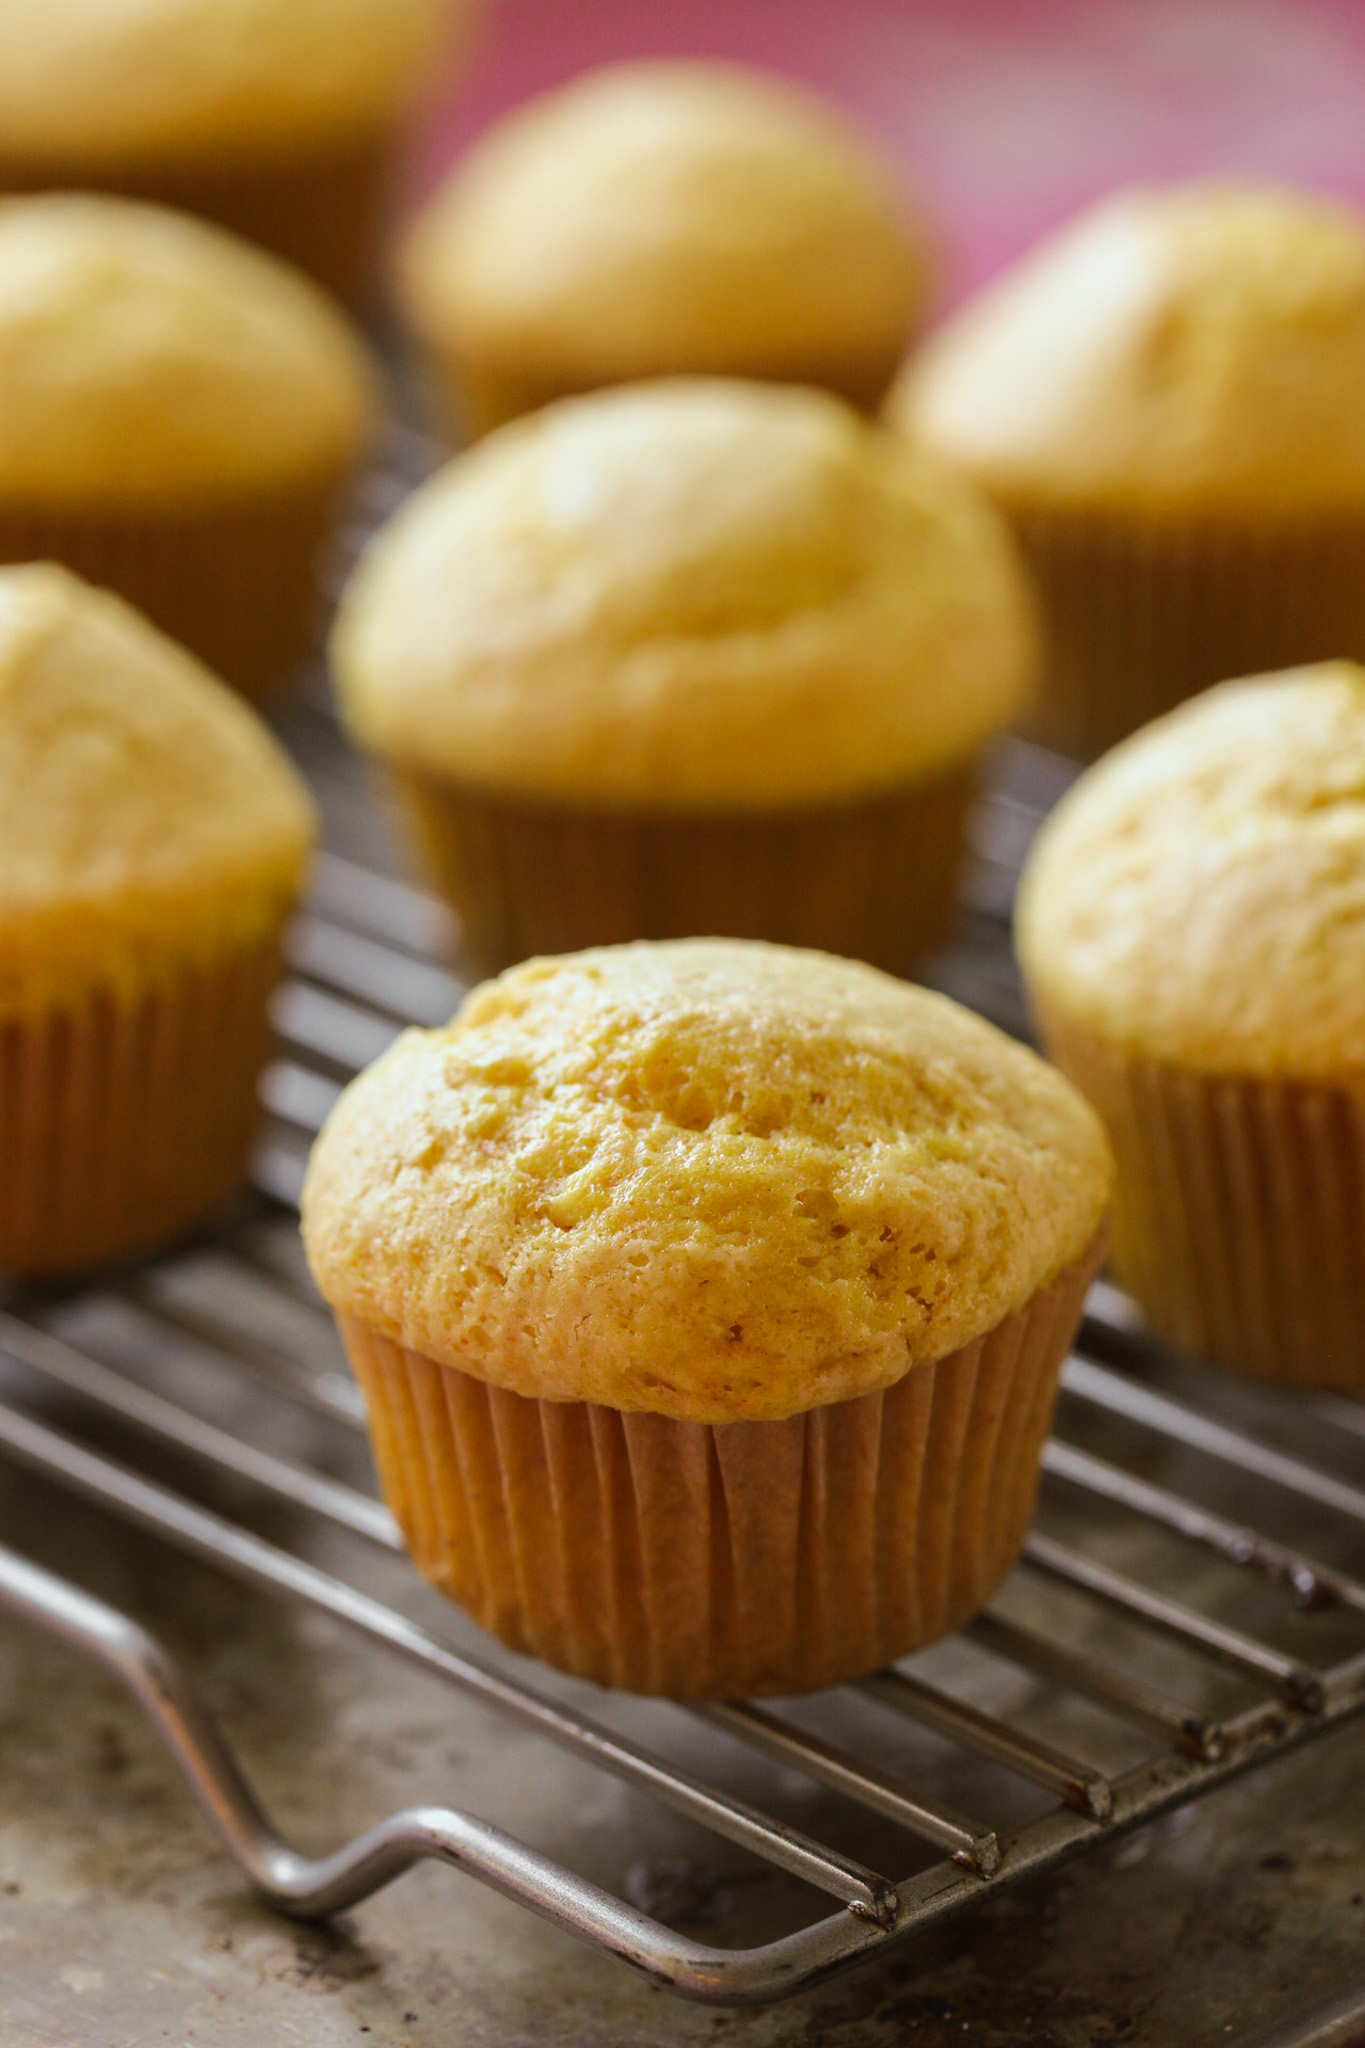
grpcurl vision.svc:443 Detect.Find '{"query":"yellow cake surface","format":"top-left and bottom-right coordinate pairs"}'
top-left (0, 564), bottom-right (316, 1014)
top-left (0, 0), bottom-right (453, 164)
top-left (399, 60), bottom-right (928, 398)
top-left (892, 182), bottom-right (1365, 518)
top-left (1016, 663), bottom-right (1365, 1078)
top-left (332, 379), bottom-right (1035, 809)
top-left (302, 939), bottom-right (1111, 1423)
top-left (0, 194), bottom-right (376, 506)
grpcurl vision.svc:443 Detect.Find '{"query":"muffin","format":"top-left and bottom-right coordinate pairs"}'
top-left (302, 939), bottom-right (1111, 1697)
top-left (0, 565), bottom-right (315, 1274)
top-left (890, 183), bottom-right (1365, 759)
top-left (0, 0), bottom-right (462, 305)
top-left (331, 379), bottom-right (1036, 977)
top-left (0, 193), bottom-right (377, 701)
top-left (398, 59), bottom-right (931, 440)
top-left (1016, 664), bottom-right (1365, 1388)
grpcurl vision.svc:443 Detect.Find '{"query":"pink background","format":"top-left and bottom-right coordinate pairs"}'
top-left (415, 0), bottom-right (1365, 306)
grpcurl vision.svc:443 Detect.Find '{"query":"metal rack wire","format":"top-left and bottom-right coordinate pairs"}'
top-left (2, 750), bottom-right (1364, 2008)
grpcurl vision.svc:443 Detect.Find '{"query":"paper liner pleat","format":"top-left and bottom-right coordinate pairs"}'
top-left (336, 1240), bottom-right (1099, 1698)
top-left (1038, 1013), bottom-right (1365, 1389)
top-left (1010, 507), bottom-right (1365, 759)
top-left (0, 941), bottom-right (280, 1275)
top-left (421, 337), bottom-right (916, 442)
top-left (0, 474), bottom-right (346, 703)
top-left (391, 762), bottom-right (977, 980)
top-left (0, 130), bottom-right (392, 308)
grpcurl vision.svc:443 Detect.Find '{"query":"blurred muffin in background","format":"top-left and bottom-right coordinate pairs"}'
top-left (1016, 663), bottom-right (1365, 1389)
top-left (0, 194), bottom-right (377, 700)
top-left (0, 0), bottom-right (465, 306)
top-left (302, 938), bottom-right (1111, 1697)
top-left (0, 565), bottom-right (315, 1275)
top-left (330, 378), bottom-right (1035, 977)
top-left (889, 183), bottom-right (1365, 759)
top-left (398, 60), bottom-right (932, 439)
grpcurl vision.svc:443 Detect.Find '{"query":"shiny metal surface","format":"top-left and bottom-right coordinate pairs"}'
top-left (2, 1362), bottom-right (1363, 2008)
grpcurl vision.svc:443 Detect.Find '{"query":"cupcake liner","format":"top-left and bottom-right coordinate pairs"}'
top-left (0, 939), bottom-right (281, 1275)
top-left (391, 761), bottom-right (977, 979)
top-left (421, 338), bottom-right (914, 443)
top-left (1038, 1011), bottom-right (1365, 1389)
top-left (0, 474), bottom-right (347, 702)
top-left (0, 128), bottom-right (393, 308)
top-left (1010, 505), bottom-right (1365, 759)
top-left (416, 348), bottom-right (566, 445)
top-left (336, 1237), bottom-right (1100, 1698)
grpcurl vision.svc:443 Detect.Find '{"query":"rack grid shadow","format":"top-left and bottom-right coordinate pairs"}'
top-left (1, 746), bottom-right (1363, 2009)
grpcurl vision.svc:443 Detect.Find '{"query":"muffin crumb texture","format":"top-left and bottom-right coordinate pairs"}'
top-left (896, 181), bottom-right (1365, 517)
top-left (303, 940), bottom-right (1111, 1422)
top-left (0, 0), bottom-right (449, 161)
top-left (1016, 663), bottom-right (1365, 1077)
top-left (0, 193), bottom-right (375, 504)
top-left (399, 58), bottom-right (928, 402)
top-left (0, 562), bottom-right (315, 1013)
top-left (332, 379), bottom-right (1035, 809)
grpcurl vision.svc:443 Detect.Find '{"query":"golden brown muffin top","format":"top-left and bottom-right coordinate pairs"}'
top-left (0, 194), bottom-right (376, 506)
top-left (302, 940), bottom-right (1111, 1423)
top-left (0, 0), bottom-right (455, 163)
top-left (0, 565), bottom-right (315, 1015)
top-left (1016, 664), bottom-right (1365, 1079)
top-left (892, 183), bottom-right (1365, 518)
top-left (331, 379), bottom-right (1036, 808)
top-left (398, 59), bottom-right (929, 392)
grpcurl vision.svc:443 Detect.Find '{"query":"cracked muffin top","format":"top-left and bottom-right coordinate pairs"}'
top-left (0, 563), bottom-right (315, 1013)
top-left (301, 939), bottom-right (1110, 1422)
top-left (0, 194), bottom-right (376, 506)
top-left (397, 58), bottom-right (929, 409)
top-left (330, 378), bottom-right (1036, 810)
top-left (1016, 662), bottom-right (1365, 1079)
top-left (892, 182), bottom-right (1365, 518)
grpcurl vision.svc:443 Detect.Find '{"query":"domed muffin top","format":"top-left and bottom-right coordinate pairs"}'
top-left (399, 59), bottom-right (929, 396)
top-left (0, 194), bottom-right (376, 505)
top-left (893, 183), bottom-right (1365, 517)
top-left (302, 939), bottom-right (1111, 1423)
top-left (0, 0), bottom-right (451, 162)
top-left (0, 564), bottom-right (315, 1011)
top-left (1016, 663), bottom-right (1365, 1077)
top-left (332, 379), bottom-right (1036, 808)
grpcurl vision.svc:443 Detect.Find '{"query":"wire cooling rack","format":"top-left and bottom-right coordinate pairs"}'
top-left (1, 723), bottom-right (1364, 2009)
